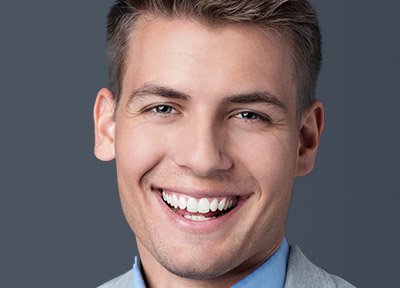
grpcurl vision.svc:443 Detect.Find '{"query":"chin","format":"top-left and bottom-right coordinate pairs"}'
top-left (149, 248), bottom-right (238, 281)
top-left (156, 252), bottom-right (236, 281)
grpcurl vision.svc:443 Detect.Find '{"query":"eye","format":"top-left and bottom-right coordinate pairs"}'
top-left (235, 111), bottom-right (271, 123)
top-left (238, 112), bottom-right (258, 120)
top-left (143, 104), bottom-right (181, 119)
top-left (152, 105), bottom-right (175, 114)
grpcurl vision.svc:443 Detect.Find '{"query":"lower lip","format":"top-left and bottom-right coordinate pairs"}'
top-left (152, 188), bottom-right (245, 234)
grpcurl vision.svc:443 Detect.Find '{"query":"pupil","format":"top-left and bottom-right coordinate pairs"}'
top-left (243, 112), bottom-right (256, 119)
top-left (157, 106), bottom-right (169, 113)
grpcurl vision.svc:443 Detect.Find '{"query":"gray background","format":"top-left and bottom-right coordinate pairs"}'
top-left (1, 1), bottom-right (399, 287)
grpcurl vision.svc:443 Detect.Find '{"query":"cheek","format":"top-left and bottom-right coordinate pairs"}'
top-left (233, 131), bottom-right (298, 193)
top-left (114, 123), bottom-right (169, 234)
top-left (114, 123), bottom-right (167, 184)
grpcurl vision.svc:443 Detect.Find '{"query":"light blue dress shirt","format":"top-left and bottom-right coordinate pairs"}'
top-left (132, 238), bottom-right (289, 288)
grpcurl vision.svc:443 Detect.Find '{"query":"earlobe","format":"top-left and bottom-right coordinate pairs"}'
top-left (296, 100), bottom-right (324, 177)
top-left (93, 88), bottom-right (117, 161)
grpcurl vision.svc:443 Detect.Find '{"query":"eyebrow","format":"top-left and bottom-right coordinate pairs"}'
top-left (222, 92), bottom-right (287, 112)
top-left (127, 84), bottom-right (287, 112)
top-left (127, 85), bottom-right (190, 104)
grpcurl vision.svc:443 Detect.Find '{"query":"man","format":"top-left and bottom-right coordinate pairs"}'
top-left (94, 0), bottom-right (356, 287)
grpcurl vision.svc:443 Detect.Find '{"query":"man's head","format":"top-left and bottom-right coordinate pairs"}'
top-left (94, 0), bottom-right (324, 286)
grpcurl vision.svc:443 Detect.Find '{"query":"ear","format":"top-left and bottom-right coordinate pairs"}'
top-left (296, 100), bottom-right (324, 177)
top-left (93, 88), bottom-right (116, 161)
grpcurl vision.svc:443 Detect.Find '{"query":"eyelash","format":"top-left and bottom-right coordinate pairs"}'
top-left (144, 104), bottom-right (271, 124)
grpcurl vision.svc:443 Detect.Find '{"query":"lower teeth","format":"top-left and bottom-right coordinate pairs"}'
top-left (183, 215), bottom-right (216, 221)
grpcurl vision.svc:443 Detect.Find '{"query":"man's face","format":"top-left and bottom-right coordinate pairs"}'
top-left (95, 16), bottom-right (322, 283)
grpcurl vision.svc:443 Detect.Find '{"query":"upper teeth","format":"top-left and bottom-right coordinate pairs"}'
top-left (162, 191), bottom-right (236, 214)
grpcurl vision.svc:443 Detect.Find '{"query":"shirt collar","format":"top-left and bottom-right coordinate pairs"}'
top-left (132, 257), bottom-right (146, 288)
top-left (132, 238), bottom-right (289, 288)
top-left (232, 238), bottom-right (289, 288)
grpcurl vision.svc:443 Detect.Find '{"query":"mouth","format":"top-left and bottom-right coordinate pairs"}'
top-left (152, 186), bottom-right (240, 222)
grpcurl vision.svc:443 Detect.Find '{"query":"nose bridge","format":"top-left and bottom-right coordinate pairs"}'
top-left (174, 113), bottom-right (232, 176)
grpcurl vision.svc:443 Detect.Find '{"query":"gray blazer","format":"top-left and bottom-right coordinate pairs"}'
top-left (284, 246), bottom-right (356, 288)
top-left (98, 245), bottom-right (356, 288)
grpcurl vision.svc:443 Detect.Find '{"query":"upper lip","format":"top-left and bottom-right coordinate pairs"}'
top-left (151, 185), bottom-right (253, 199)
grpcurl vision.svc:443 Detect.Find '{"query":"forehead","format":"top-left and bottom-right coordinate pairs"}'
top-left (122, 16), bottom-right (296, 108)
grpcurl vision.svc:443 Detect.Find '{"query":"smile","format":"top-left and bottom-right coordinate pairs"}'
top-left (154, 187), bottom-right (239, 222)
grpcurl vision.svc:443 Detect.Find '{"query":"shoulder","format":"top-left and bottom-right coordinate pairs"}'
top-left (97, 270), bottom-right (133, 288)
top-left (284, 245), bottom-right (357, 288)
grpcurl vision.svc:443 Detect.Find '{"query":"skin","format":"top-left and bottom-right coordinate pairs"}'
top-left (94, 16), bottom-right (324, 288)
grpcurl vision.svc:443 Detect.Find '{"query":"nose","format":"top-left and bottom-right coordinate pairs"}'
top-left (172, 119), bottom-right (233, 177)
